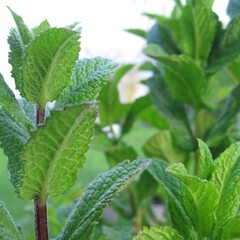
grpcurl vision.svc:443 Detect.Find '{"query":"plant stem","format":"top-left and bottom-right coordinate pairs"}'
top-left (35, 106), bottom-right (49, 240)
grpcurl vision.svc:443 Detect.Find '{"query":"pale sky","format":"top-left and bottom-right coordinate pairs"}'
top-left (0, 0), bottom-right (229, 95)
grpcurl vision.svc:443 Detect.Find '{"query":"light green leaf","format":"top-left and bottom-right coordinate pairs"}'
top-left (22, 27), bottom-right (80, 106)
top-left (143, 131), bottom-right (187, 163)
top-left (56, 57), bottom-right (117, 108)
top-left (0, 73), bottom-right (32, 127)
top-left (167, 163), bottom-right (217, 238)
top-left (57, 158), bottom-right (151, 240)
top-left (211, 142), bottom-right (240, 234)
top-left (169, 0), bottom-right (216, 62)
top-left (221, 216), bottom-right (240, 239)
top-left (133, 226), bottom-right (184, 240)
top-left (19, 103), bottom-right (96, 201)
top-left (32, 19), bottom-right (51, 36)
top-left (197, 139), bottom-right (214, 180)
top-left (145, 46), bottom-right (207, 108)
top-left (0, 201), bottom-right (23, 240)
top-left (0, 110), bottom-right (30, 189)
top-left (125, 28), bottom-right (146, 39)
top-left (148, 160), bottom-right (192, 238)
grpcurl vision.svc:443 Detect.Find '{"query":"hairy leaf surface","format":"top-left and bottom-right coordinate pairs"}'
top-left (0, 201), bottom-right (23, 240)
top-left (19, 104), bottom-right (96, 200)
top-left (57, 158), bottom-right (151, 240)
top-left (22, 28), bottom-right (80, 106)
top-left (56, 57), bottom-right (116, 107)
top-left (211, 142), bottom-right (240, 234)
top-left (133, 226), bottom-right (184, 240)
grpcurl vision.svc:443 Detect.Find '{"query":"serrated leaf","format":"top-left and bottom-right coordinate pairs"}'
top-left (0, 201), bottom-right (23, 240)
top-left (207, 86), bottom-right (240, 145)
top-left (145, 45), bottom-right (207, 108)
top-left (197, 139), bottom-right (214, 180)
top-left (167, 163), bottom-right (217, 238)
top-left (143, 131), bottom-right (187, 163)
top-left (57, 158), bottom-right (151, 240)
top-left (133, 226), bottom-right (184, 240)
top-left (146, 73), bottom-right (195, 151)
top-left (19, 103), bottom-right (96, 201)
top-left (211, 142), bottom-right (240, 234)
top-left (126, 28), bottom-right (146, 39)
top-left (0, 110), bottom-right (30, 189)
top-left (208, 16), bottom-right (240, 73)
top-left (148, 160), bottom-right (192, 238)
top-left (221, 216), bottom-right (240, 239)
top-left (32, 20), bottom-right (51, 36)
top-left (169, 0), bottom-right (216, 62)
top-left (227, 0), bottom-right (240, 18)
top-left (22, 27), bottom-right (80, 106)
top-left (0, 73), bottom-right (32, 127)
top-left (56, 57), bottom-right (117, 108)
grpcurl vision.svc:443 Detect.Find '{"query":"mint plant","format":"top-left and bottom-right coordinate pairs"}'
top-left (134, 140), bottom-right (240, 240)
top-left (0, 8), bottom-right (151, 240)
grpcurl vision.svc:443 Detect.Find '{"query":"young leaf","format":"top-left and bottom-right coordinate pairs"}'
top-left (0, 201), bottom-right (23, 240)
top-left (197, 139), bottom-right (214, 180)
top-left (0, 110), bottom-right (30, 189)
top-left (148, 160), bottom-right (192, 238)
top-left (19, 103), bottom-right (96, 201)
top-left (57, 158), bottom-right (151, 240)
top-left (145, 45), bottom-right (207, 108)
top-left (221, 216), bottom-right (240, 239)
top-left (32, 20), bottom-right (51, 36)
top-left (0, 73), bottom-right (32, 127)
top-left (22, 27), bottom-right (80, 106)
top-left (211, 142), bottom-right (240, 234)
top-left (56, 57), bottom-right (117, 107)
top-left (133, 226), bottom-right (184, 240)
top-left (167, 163), bottom-right (217, 238)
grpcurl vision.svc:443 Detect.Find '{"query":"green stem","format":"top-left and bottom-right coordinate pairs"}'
top-left (35, 106), bottom-right (49, 240)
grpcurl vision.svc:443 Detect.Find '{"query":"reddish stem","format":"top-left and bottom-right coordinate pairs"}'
top-left (35, 106), bottom-right (49, 240)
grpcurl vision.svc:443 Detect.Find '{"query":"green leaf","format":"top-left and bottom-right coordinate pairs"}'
top-left (167, 163), bottom-right (217, 238)
top-left (0, 201), bottom-right (23, 240)
top-left (7, 7), bottom-right (33, 45)
top-left (19, 103), bottom-right (96, 201)
top-left (0, 110), bottom-right (30, 189)
top-left (22, 27), bottom-right (80, 106)
top-left (169, 0), bottom-right (216, 62)
top-left (208, 16), bottom-right (240, 73)
top-left (221, 216), bottom-right (240, 239)
top-left (105, 145), bottom-right (137, 167)
top-left (56, 57), bottom-right (117, 107)
top-left (227, 0), bottom-right (240, 18)
top-left (125, 28), bottom-right (146, 39)
top-left (146, 22), bottom-right (179, 55)
top-left (133, 226), bottom-right (184, 240)
top-left (57, 158), bottom-right (151, 240)
top-left (32, 19), bottom-right (51, 36)
top-left (143, 131), bottom-right (187, 163)
top-left (145, 45), bottom-right (207, 108)
top-left (207, 86), bottom-right (240, 145)
top-left (211, 142), bottom-right (240, 234)
top-left (227, 55), bottom-right (240, 83)
top-left (197, 139), bottom-right (214, 180)
top-left (148, 160), bottom-right (192, 238)
top-left (0, 73), bottom-right (32, 127)
top-left (146, 73), bottom-right (195, 151)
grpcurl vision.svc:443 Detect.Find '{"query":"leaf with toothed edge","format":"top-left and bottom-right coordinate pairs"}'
top-left (57, 158), bottom-right (151, 240)
top-left (22, 27), bottom-right (80, 106)
top-left (0, 201), bottom-right (24, 240)
top-left (18, 103), bottom-right (97, 201)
